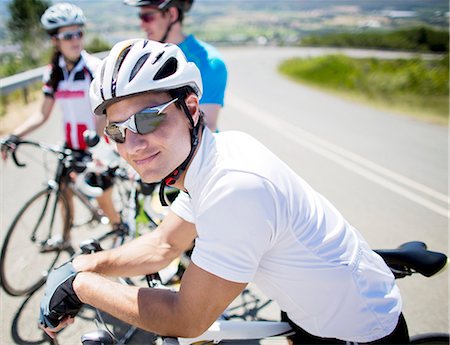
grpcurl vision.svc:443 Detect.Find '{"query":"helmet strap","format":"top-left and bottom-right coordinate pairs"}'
top-left (160, 10), bottom-right (179, 43)
top-left (159, 100), bottom-right (202, 206)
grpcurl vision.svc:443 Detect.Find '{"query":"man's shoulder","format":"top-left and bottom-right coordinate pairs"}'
top-left (210, 132), bottom-right (278, 186)
top-left (180, 35), bottom-right (225, 65)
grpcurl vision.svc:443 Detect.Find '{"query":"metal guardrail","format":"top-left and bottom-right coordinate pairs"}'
top-left (0, 66), bottom-right (47, 96)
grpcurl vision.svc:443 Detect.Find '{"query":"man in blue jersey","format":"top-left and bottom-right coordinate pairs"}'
top-left (124, 0), bottom-right (227, 132)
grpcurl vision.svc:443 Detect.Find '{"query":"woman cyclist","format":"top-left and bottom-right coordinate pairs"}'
top-left (1, 3), bottom-right (121, 251)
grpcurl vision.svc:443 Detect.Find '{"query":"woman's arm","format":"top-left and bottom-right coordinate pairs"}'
top-left (12, 96), bottom-right (55, 137)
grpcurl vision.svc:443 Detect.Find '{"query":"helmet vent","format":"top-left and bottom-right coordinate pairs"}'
top-left (111, 45), bottom-right (132, 97)
top-left (153, 57), bottom-right (177, 81)
top-left (129, 53), bottom-right (150, 82)
top-left (152, 51), bottom-right (164, 64)
top-left (99, 61), bottom-right (106, 101)
top-left (143, 40), bottom-right (149, 48)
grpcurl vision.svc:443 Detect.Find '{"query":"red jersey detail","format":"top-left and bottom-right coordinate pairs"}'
top-left (65, 123), bottom-right (73, 148)
top-left (77, 124), bottom-right (88, 150)
top-left (55, 90), bottom-right (85, 99)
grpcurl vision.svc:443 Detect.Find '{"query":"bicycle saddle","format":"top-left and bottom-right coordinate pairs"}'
top-left (374, 241), bottom-right (448, 277)
top-left (81, 329), bottom-right (115, 345)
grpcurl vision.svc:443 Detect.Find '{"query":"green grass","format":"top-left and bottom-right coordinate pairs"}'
top-left (278, 54), bottom-right (449, 123)
top-left (301, 27), bottom-right (449, 53)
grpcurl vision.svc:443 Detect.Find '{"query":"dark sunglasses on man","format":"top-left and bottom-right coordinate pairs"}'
top-left (105, 98), bottom-right (178, 144)
top-left (139, 11), bottom-right (161, 23)
top-left (54, 30), bottom-right (83, 41)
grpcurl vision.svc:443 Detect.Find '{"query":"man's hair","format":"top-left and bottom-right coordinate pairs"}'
top-left (162, 7), bottom-right (185, 24)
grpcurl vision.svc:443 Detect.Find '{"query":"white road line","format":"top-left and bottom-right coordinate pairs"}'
top-left (228, 96), bottom-right (449, 219)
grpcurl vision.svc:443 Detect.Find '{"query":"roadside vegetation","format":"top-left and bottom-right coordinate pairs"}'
top-left (2, 1), bottom-right (448, 124)
top-left (278, 54), bottom-right (449, 123)
top-left (301, 27), bottom-right (449, 53)
top-left (1, 0), bottom-right (111, 78)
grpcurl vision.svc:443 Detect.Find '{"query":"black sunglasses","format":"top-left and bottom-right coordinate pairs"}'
top-left (55, 30), bottom-right (83, 41)
top-left (139, 11), bottom-right (160, 23)
top-left (105, 98), bottom-right (178, 144)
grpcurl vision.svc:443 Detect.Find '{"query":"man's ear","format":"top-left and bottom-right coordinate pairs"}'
top-left (185, 94), bottom-right (200, 125)
top-left (168, 6), bottom-right (179, 22)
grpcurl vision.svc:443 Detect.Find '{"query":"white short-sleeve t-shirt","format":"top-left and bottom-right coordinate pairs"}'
top-left (171, 129), bottom-right (401, 342)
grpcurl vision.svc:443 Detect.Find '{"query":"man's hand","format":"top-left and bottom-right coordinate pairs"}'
top-left (1, 134), bottom-right (20, 161)
top-left (39, 261), bottom-right (83, 331)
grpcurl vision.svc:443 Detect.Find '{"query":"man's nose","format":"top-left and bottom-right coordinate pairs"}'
top-left (125, 130), bottom-right (148, 152)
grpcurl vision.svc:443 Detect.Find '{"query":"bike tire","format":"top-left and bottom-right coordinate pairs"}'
top-left (0, 188), bottom-right (70, 296)
top-left (410, 333), bottom-right (450, 344)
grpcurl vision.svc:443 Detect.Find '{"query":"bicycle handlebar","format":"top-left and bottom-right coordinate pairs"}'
top-left (1, 138), bottom-right (72, 168)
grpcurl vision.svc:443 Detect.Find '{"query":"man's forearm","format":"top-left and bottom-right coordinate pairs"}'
top-left (73, 231), bottom-right (181, 277)
top-left (73, 272), bottom-right (201, 337)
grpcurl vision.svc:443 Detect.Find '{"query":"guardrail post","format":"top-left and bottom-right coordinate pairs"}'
top-left (23, 86), bottom-right (29, 104)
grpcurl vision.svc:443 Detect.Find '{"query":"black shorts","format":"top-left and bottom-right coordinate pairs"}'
top-left (280, 311), bottom-right (409, 344)
top-left (84, 171), bottom-right (114, 190)
top-left (69, 148), bottom-right (114, 191)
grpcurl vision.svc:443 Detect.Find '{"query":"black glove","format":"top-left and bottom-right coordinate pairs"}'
top-left (39, 261), bottom-right (83, 329)
top-left (1, 134), bottom-right (20, 153)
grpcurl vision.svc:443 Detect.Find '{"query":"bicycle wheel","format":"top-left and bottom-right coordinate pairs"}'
top-left (0, 188), bottom-right (70, 296)
top-left (410, 333), bottom-right (450, 344)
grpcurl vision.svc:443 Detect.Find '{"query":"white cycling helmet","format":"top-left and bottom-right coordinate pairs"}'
top-left (90, 39), bottom-right (202, 115)
top-left (41, 3), bottom-right (86, 33)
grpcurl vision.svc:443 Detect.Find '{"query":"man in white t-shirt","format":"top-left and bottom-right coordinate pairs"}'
top-left (39, 39), bottom-right (409, 344)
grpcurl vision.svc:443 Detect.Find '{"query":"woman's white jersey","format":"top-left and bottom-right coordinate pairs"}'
top-left (171, 129), bottom-right (402, 342)
top-left (42, 50), bottom-right (100, 150)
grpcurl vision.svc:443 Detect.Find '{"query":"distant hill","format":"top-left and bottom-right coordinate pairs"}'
top-left (1, 0), bottom-right (448, 47)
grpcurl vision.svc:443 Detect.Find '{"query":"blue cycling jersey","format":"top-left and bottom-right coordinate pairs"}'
top-left (179, 35), bottom-right (227, 106)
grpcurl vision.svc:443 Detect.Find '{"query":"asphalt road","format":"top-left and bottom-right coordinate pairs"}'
top-left (0, 46), bottom-right (448, 345)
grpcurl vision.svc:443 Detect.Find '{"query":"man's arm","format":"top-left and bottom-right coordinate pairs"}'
top-left (73, 261), bottom-right (246, 338)
top-left (73, 210), bottom-right (196, 277)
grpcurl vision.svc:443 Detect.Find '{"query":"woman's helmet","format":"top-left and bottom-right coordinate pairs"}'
top-left (90, 39), bottom-right (202, 115)
top-left (123, 0), bottom-right (193, 12)
top-left (41, 3), bottom-right (86, 33)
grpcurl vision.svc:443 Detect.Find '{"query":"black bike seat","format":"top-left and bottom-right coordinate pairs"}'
top-left (374, 241), bottom-right (448, 277)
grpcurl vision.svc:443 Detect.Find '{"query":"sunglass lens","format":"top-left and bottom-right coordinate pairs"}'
top-left (61, 31), bottom-right (83, 40)
top-left (135, 111), bottom-right (166, 134)
top-left (139, 13), bottom-right (156, 23)
top-left (105, 125), bottom-right (125, 144)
